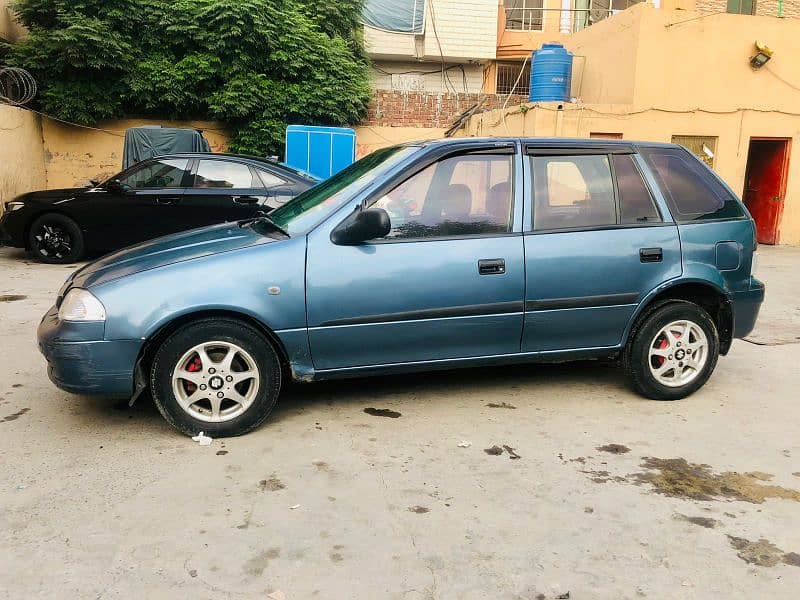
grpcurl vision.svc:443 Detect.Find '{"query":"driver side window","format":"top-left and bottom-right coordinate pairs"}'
top-left (370, 153), bottom-right (514, 240)
top-left (119, 159), bottom-right (190, 190)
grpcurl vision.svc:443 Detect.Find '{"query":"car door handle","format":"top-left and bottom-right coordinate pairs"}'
top-left (640, 247), bottom-right (663, 263)
top-left (156, 196), bottom-right (181, 205)
top-left (478, 258), bottom-right (505, 275)
top-left (232, 195), bottom-right (260, 204)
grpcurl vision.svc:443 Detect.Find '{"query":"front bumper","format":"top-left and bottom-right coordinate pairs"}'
top-left (37, 306), bottom-right (142, 398)
top-left (731, 277), bottom-right (765, 339)
top-left (0, 211), bottom-right (26, 248)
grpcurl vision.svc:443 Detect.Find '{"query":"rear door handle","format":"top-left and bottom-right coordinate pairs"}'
top-left (233, 195), bottom-right (260, 204)
top-left (640, 247), bottom-right (663, 263)
top-left (478, 258), bottom-right (505, 275)
top-left (156, 196), bottom-right (181, 205)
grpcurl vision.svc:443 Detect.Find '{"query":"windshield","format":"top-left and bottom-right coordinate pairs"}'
top-left (264, 146), bottom-right (418, 236)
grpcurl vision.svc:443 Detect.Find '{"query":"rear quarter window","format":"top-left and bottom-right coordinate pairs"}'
top-left (639, 147), bottom-right (744, 222)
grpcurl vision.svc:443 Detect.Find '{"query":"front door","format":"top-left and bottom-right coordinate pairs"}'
top-left (743, 138), bottom-right (790, 245)
top-left (306, 147), bottom-right (525, 371)
top-left (522, 150), bottom-right (681, 352)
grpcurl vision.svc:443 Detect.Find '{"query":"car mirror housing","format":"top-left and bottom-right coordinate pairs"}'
top-left (331, 207), bottom-right (391, 245)
top-left (106, 179), bottom-right (131, 193)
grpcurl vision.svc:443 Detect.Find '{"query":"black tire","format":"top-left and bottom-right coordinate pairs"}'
top-left (624, 301), bottom-right (719, 401)
top-left (28, 213), bottom-right (85, 264)
top-left (150, 318), bottom-right (282, 437)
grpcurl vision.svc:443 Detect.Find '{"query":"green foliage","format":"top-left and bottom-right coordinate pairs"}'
top-left (9, 0), bottom-right (371, 155)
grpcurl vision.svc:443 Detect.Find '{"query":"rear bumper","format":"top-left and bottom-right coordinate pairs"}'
top-left (731, 277), bottom-right (765, 339)
top-left (37, 306), bottom-right (141, 398)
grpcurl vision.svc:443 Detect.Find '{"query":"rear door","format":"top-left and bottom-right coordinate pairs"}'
top-left (522, 147), bottom-right (681, 352)
top-left (179, 158), bottom-right (266, 230)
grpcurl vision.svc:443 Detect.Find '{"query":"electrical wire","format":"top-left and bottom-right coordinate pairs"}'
top-left (425, 0), bottom-right (459, 94)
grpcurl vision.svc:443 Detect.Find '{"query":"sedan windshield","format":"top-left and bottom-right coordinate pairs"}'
top-left (264, 146), bottom-right (418, 236)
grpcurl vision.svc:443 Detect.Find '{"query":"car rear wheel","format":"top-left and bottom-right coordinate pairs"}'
top-left (28, 214), bottom-right (85, 264)
top-left (625, 301), bottom-right (719, 400)
top-left (150, 318), bottom-right (282, 437)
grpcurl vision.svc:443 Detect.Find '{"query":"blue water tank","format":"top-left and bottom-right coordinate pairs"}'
top-left (529, 43), bottom-right (573, 102)
top-left (285, 125), bottom-right (356, 181)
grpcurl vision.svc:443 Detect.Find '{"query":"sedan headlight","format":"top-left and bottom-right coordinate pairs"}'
top-left (4, 201), bottom-right (25, 212)
top-left (58, 288), bottom-right (106, 322)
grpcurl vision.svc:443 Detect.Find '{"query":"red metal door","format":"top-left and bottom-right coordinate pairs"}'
top-left (743, 138), bottom-right (790, 245)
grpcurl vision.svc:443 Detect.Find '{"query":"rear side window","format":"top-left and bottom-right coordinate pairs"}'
top-left (531, 154), bottom-right (616, 231)
top-left (613, 154), bottom-right (661, 224)
top-left (640, 148), bottom-right (744, 222)
top-left (194, 160), bottom-right (259, 188)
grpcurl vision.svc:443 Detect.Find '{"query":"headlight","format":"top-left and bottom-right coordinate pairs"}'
top-left (58, 288), bottom-right (106, 322)
top-left (4, 201), bottom-right (25, 212)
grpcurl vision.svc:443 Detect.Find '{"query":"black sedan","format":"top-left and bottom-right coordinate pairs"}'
top-left (0, 153), bottom-right (318, 263)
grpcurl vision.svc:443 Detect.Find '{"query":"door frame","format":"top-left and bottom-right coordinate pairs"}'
top-left (742, 136), bottom-right (791, 244)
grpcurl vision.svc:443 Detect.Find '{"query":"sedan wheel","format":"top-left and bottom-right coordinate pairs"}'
top-left (28, 214), bottom-right (85, 264)
top-left (647, 320), bottom-right (709, 388)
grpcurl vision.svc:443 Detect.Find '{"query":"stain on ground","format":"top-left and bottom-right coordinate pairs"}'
top-left (312, 460), bottom-right (329, 471)
top-left (408, 506), bottom-right (430, 514)
top-left (484, 445), bottom-right (521, 459)
top-left (259, 476), bottom-right (285, 492)
top-left (484, 445), bottom-right (504, 456)
top-left (632, 458), bottom-right (800, 503)
top-left (216, 450), bottom-right (228, 456)
top-left (1, 407), bottom-right (29, 423)
top-left (364, 407), bottom-right (401, 418)
top-left (597, 444), bottom-right (630, 454)
top-left (675, 513), bottom-right (719, 529)
top-left (727, 536), bottom-right (800, 568)
top-left (486, 402), bottom-right (517, 409)
top-left (584, 506), bottom-right (594, 514)
top-left (329, 552), bottom-right (344, 563)
top-left (243, 547), bottom-right (280, 576)
top-left (0, 294), bottom-right (27, 302)
top-left (503, 445), bottom-right (521, 460)
top-left (581, 469), bottom-right (626, 484)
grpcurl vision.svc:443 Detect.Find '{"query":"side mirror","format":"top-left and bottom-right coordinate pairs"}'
top-left (331, 207), bottom-right (391, 245)
top-left (106, 179), bottom-right (126, 193)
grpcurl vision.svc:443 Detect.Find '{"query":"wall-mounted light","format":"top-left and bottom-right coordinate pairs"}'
top-left (750, 41), bottom-right (773, 70)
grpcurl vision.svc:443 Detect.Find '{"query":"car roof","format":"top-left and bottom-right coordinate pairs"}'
top-left (146, 153), bottom-right (319, 182)
top-left (403, 137), bottom-right (682, 151)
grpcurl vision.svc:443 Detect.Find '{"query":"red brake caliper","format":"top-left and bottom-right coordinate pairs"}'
top-left (184, 355), bottom-right (202, 394)
top-left (654, 336), bottom-right (669, 367)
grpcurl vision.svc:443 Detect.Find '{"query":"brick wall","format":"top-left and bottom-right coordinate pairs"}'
top-left (363, 90), bottom-right (529, 128)
top-left (695, 0), bottom-right (800, 18)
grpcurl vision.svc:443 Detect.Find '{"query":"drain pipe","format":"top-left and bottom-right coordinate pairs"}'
top-left (560, 0), bottom-right (571, 33)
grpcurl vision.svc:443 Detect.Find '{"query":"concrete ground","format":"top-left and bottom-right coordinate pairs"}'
top-left (1, 245), bottom-right (799, 600)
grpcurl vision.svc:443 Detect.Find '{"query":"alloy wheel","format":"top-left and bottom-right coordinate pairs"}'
top-left (648, 319), bottom-right (709, 388)
top-left (34, 224), bottom-right (73, 260)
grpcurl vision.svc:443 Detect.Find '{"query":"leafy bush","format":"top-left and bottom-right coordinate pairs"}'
top-left (9, 0), bottom-right (371, 155)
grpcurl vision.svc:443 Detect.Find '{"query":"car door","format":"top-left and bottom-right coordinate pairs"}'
top-left (305, 144), bottom-right (526, 371)
top-left (179, 158), bottom-right (266, 230)
top-left (84, 157), bottom-right (191, 250)
top-left (522, 147), bottom-right (681, 352)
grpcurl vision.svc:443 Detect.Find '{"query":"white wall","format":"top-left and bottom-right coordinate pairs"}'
top-left (370, 61), bottom-right (487, 93)
top-left (365, 0), bottom-right (498, 62)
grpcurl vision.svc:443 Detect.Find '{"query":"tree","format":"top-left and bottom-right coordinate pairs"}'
top-left (9, 0), bottom-right (371, 155)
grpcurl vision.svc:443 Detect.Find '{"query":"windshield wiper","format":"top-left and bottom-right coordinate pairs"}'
top-left (239, 214), bottom-right (290, 237)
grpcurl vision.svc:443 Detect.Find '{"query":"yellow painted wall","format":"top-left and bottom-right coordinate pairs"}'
top-left (0, 0), bottom-right (25, 42)
top-left (0, 105), bottom-right (46, 212)
top-left (354, 126), bottom-right (447, 158)
top-left (41, 118), bottom-right (229, 189)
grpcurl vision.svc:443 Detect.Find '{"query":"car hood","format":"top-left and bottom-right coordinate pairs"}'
top-left (20, 187), bottom-right (90, 204)
top-left (68, 222), bottom-right (276, 289)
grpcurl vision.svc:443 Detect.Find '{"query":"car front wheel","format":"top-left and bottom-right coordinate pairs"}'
top-left (625, 301), bottom-right (719, 400)
top-left (28, 214), bottom-right (85, 264)
top-left (150, 318), bottom-right (282, 437)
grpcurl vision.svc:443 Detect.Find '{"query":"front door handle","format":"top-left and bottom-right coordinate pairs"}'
top-left (640, 247), bottom-right (663, 263)
top-left (156, 196), bottom-right (181, 205)
top-left (478, 258), bottom-right (505, 275)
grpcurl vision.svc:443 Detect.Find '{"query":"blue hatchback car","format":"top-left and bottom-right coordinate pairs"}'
top-left (38, 138), bottom-right (764, 437)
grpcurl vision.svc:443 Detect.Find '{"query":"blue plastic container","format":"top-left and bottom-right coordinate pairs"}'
top-left (529, 43), bottom-right (573, 102)
top-left (285, 125), bottom-right (356, 181)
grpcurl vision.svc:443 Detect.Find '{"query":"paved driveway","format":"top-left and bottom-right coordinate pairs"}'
top-left (1, 245), bottom-right (799, 599)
